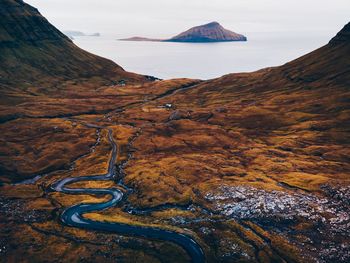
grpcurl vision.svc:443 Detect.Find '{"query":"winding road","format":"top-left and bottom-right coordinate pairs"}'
top-left (51, 125), bottom-right (205, 263)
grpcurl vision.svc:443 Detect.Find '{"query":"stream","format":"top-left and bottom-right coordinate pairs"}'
top-left (51, 125), bottom-right (205, 263)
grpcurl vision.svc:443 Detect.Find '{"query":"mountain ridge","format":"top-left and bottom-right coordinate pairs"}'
top-left (0, 0), bottom-right (146, 87)
top-left (329, 22), bottom-right (350, 44)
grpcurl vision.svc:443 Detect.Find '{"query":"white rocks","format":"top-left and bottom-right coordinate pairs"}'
top-left (204, 185), bottom-right (349, 227)
top-left (204, 185), bottom-right (350, 262)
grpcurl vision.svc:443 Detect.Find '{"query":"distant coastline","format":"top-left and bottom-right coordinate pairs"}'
top-left (64, 30), bottom-right (101, 39)
top-left (119, 36), bottom-right (163, 42)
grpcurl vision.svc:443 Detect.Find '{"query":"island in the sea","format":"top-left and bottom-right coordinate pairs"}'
top-left (120, 21), bottom-right (247, 43)
top-left (63, 30), bottom-right (101, 38)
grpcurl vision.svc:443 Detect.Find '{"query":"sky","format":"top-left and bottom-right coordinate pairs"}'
top-left (26, 0), bottom-right (350, 38)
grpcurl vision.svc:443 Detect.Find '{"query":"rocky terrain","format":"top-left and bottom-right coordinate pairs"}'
top-left (120, 22), bottom-right (247, 43)
top-left (0, 1), bottom-right (349, 263)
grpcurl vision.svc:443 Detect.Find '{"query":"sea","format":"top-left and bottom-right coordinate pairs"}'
top-left (73, 31), bottom-right (335, 80)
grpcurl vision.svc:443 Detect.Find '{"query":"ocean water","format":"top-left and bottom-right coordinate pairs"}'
top-left (73, 31), bottom-right (334, 80)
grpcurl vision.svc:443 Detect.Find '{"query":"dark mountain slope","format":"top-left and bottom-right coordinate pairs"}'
top-left (181, 21), bottom-right (350, 98)
top-left (277, 22), bottom-right (350, 86)
top-left (0, 0), bottom-right (145, 86)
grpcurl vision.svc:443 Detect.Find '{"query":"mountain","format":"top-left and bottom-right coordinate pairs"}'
top-left (167, 21), bottom-right (247, 42)
top-left (0, 0), bottom-right (145, 86)
top-left (120, 21), bottom-right (247, 43)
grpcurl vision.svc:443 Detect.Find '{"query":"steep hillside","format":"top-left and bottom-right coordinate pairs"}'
top-left (0, 0), bottom-right (145, 86)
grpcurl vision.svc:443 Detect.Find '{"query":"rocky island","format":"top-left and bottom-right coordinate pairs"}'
top-left (120, 21), bottom-right (247, 43)
top-left (166, 21), bottom-right (247, 42)
top-left (63, 31), bottom-right (101, 38)
top-left (120, 36), bottom-right (163, 42)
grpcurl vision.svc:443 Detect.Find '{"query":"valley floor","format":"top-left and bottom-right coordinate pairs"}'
top-left (0, 66), bottom-right (349, 262)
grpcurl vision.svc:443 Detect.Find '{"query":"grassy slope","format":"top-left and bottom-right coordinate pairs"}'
top-left (122, 23), bottom-right (350, 200)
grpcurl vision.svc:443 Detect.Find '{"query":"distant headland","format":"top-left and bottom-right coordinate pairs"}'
top-left (120, 22), bottom-right (247, 43)
top-left (63, 30), bottom-right (101, 39)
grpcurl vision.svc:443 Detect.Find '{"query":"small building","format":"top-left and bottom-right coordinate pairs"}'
top-left (165, 103), bottom-right (173, 109)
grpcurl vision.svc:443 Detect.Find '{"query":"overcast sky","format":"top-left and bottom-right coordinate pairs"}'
top-left (26, 0), bottom-right (350, 38)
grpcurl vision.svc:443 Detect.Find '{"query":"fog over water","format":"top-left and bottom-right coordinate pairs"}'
top-left (26, 0), bottom-right (350, 79)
